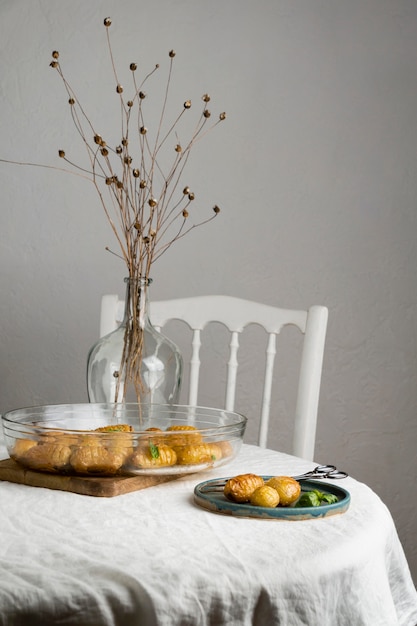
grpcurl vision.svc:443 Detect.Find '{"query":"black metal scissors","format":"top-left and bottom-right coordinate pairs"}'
top-left (292, 464), bottom-right (348, 481)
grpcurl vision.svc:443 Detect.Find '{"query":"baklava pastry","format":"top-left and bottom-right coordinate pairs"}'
top-left (175, 443), bottom-right (223, 465)
top-left (224, 473), bottom-right (264, 503)
top-left (129, 443), bottom-right (177, 469)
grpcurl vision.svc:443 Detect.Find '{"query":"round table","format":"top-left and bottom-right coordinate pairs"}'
top-left (0, 438), bottom-right (416, 626)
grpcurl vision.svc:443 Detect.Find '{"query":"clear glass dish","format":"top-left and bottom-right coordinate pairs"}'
top-left (1, 403), bottom-right (247, 477)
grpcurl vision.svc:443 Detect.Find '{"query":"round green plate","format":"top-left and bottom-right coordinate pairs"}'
top-left (194, 477), bottom-right (350, 520)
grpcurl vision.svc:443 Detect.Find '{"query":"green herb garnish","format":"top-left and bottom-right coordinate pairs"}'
top-left (295, 489), bottom-right (338, 507)
top-left (149, 443), bottom-right (160, 459)
top-left (296, 492), bottom-right (321, 507)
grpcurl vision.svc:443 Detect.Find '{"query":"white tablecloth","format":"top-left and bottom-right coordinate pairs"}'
top-left (0, 434), bottom-right (416, 626)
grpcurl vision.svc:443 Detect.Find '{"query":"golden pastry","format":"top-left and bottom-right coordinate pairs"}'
top-left (224, 473), bottom-right (264, 503)
top-left (266, 476), bottom-right (301, 506)
top-left (129, 443), bottom-right (177, 468)
top-left (175, 443), bottom-right (222, 465)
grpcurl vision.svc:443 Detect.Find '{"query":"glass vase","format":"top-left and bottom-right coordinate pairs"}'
top-left (87, 277), bottom-right (183, 404)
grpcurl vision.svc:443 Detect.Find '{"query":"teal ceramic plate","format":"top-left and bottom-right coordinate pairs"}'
top-left (194, 477), bottom-right (350, 520)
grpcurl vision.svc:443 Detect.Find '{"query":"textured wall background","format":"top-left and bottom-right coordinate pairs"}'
top-left (1, 0), bottom-right (416, 583)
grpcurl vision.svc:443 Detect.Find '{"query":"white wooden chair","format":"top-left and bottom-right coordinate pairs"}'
top-left (99, 294), bottom-right (328, 461)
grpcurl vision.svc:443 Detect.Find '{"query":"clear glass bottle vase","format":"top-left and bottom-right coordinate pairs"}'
top-left (87, 277), bottom-right (183, 404)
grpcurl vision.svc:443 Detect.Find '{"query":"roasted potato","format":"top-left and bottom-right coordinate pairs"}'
top-left (250, 485), bottom-right (280, 508)
top-left (175, 443), bottom-right (222, 465)
top-left (224, 473), bottom-right (264, 503)
top-left (70, 439), bottom-right (126, 474)
top-left (129, 443), bottom-right (177, 468)
top-left (165, 425), bottom-right (203, 447)
top-left (20, 442), bottom-right (72, 472)
top-left (266, 476), bottom-right (301, 506)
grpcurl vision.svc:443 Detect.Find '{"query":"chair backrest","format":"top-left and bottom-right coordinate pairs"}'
top-left (99, 294), bottom-right (328, 461)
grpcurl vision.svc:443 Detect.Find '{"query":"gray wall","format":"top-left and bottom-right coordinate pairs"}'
top-left (1, 0), bottom-right (416, 583)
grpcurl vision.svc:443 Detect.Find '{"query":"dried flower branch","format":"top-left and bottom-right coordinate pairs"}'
top-left (47, 18), bottom-right (226, 281)
top-left (2, 17), bottom-right (227, 403)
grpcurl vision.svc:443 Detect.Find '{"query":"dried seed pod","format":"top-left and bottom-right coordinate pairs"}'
top-left (101, 147), bottom-right (109, 156)
top-left (58, 150), bottom-right (65, 158)
top-left (203, 110), bottom-right (211, 118)
top-left (127, 100), bottom-right (133, 108)
top-left (124, 156), bottom-right (132, 164)
top-left (139, 91), bottom-right (146, 99)
top-left (49, 61), bottom-right (58, 68)
top-left (213, 205), bottom-right (220, 214)
top-left (184, 100), bottom-right (191, 109)
top-left (169, 50), bottom-right (176, 58)
top-left (148, 198), bottom-right (157, 207)
top-left (104, 17), bottom-right (112, 27)
top-left (116, 145), bottom-right (122, 154)
top-left (219, 112), bottom-right (226, 120)
top-left (68, 98), bottom-right (75, 105)
top-left (188, 192), bottom-right (195, 201)
top-left (182, 209), bottom-right (189, 218)
top-left (175, 144), bottom-right (182, 152)
top-left (224, 473), bottom-right (264, 503)
top-left (116, 84), bottom-right (123, 94)
top-left (140, 126), bottom-right (147, 135)
top-left (202, 93), bottom-right (210, 102)
top-left (139, 180), bottom-right (147, 189)
top-left (130, 62), bottom-right (137, 71)
top-left (183, 186), bottom-right (190, 195)
top-left (132, 169), bottom-right (140, 178)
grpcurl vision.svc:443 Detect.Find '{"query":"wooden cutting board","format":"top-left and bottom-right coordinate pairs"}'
top-left (0, 458), bottom-right (184, 497)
